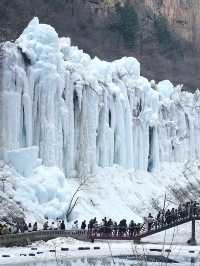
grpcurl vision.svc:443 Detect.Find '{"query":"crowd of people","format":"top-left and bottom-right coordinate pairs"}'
top-left (0, 220), bottom-right (66, 235)
top-left (0, 201), bottom-right (199, 237)
top-left (86, 217), bottom-right (143, 237)
top-left (83, 201), bottom-right (200, 237)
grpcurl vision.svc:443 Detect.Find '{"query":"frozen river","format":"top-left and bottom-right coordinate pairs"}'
top-left (3, 255), bottom-right (199, 266)
top-left (1, 233), bottom-right (200, 266)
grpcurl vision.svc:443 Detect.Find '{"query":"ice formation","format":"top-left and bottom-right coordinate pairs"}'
top-left (0, 17), bottom-right (200, 178)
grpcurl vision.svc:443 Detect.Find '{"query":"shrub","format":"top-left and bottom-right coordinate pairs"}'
top-left (154, 15), bottom-right (171, 48)
top-left (116, 3), bottom-right (139, 48)
top-left (154, 15), bottom-right (184, 58)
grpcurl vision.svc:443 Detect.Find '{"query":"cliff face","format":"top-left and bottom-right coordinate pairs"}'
top-left (86, 0), bottom-right (200, 49)
top-left (0, 0), bottom-right (200, 90)
top-left (144, 0), bottom-right (200, 49)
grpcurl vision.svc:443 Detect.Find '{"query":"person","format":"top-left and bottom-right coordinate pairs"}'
top-left (165, 209), bottom-right (171, 225)
top-left (102, 217), bottom-right (107, 235)
top-left (1, 224), bottom-right (9, 235)
top-left (23, 222), bottom-right (28, 232)
top-left (50, 222), bottom-right (57, 230)
top-left (28, 223), bottom-right (32, 232)
top-left (43, 221), bottom-right (49, 230)
top-left (74, 220), bottom-right (78, 229)
top-left (193, 201), bottom-right (198, 216)
top-left (118, 219), bottom-right (127, 236)
top-left (0, 223), bottom-right (3, 235)
top-left (178, 203), bottom-right (182, 217)
top-left (60, 220), bottom-right (65, 230)
top-left (174, 209), bottom-right (178, 222)
top-left (11, 223), bottom-right (19, 234)
top-left (185, 202), bottom-right (191, 217)
top-left (88, 218), bottom-right (94, 234)
top-left (147, 213), bottom-right (153, 231)
top-left (107, 219), bottom-right (113, 235)
top-left (154, 211), bottom-right (161, 229)
top-left (0, 224), bottom-right (6, 235)
top-left (135, 223), bottom-right (142, 236)
top-left (113, 222), bottom-right (118, 236)
top-left (156, 211), bottom-right (161, 224)
top-left (178, 204), bottom-right (185, 219)
top-left (53, 222), bottom-right (58, 230)
top-left (81, 220), bottom-right (86, 230)
top-left (98, 221), bottom-right (104, 236)
top-left (129, 220), bottom-right (135, 237)
top-left (93, 218), bottom-right (99, 236)
top-left (170, 208), bottom-right (175, 223)
top-left (33, 222), bottom-right (37, 231)
top-left (57, 220), bottom-right (61, 230)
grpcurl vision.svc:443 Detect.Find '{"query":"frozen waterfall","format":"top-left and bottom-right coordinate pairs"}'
top-left (0, 17), bottom-right (200, 178)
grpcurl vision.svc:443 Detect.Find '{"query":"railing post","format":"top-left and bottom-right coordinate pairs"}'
top-left (188, 220), bottom-right (197, 245)
top-left (134, 237), bottom-right (141, 244)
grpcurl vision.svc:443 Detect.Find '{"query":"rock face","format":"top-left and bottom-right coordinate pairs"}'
top-left (0, 0), bottom-right (200, 90)
top-left (144, 0), bottom-right (200, 49)
top-left (1, 18), bottom-right (200, 178)
top-left (88, 0), bottom-right (200, 49)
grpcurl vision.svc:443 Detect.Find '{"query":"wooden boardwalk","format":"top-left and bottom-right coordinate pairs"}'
top-left (90, 213), bottom-right (200, 245)
top-left (0, 229), bottom-right (88, 247)
top-left (0, 214), bottom-right (200, 247)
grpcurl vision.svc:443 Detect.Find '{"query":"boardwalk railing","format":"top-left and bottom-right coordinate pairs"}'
top-left (1, 210), bottom-right (200, 247)
top-left (89, 213), bottom-right (200, 245)
top-left (0, 229), bottom-right (89, 247)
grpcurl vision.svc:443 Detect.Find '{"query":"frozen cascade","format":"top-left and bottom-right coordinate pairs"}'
top-left (0, 17), bottom-right (200, 178)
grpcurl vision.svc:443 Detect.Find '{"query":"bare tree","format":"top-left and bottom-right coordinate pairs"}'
top-left (151, 197), bottom-right (161, 212)
top-left (168, 161), bottom-right (200, 204)
top-left (66, 175), bottom-right (93, 222)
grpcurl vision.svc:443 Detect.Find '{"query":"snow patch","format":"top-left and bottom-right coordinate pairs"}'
top-left (6, 147), bottom-right (40, 177)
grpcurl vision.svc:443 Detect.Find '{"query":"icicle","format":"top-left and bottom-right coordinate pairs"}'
top-left (1, 18), bottom-right (200, 177)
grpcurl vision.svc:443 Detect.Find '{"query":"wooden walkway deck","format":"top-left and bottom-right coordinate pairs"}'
top-left (1, 214), bottom-right (200, 247)
top-left (0, 229), bottom-right (89, 247)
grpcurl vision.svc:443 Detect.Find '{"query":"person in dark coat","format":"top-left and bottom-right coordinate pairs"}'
top-left (135, 223), bottom-right (142, 235)
top-left (43, 221), bottom-right (49, 230)
top-left (60, 220), bottom-right (65, 230)
top-left (165, 209), bottom-right (171, 225)
top-left (28, 223), bottom-right (32, 232)
top-left (129, 220), bottom-right (135, 237)
top-left (102, 217), bottom-right (107, 235)
top-left (81, 220), bottom-right (86, 230)
top-left (118, 219), bottom-right (127, 236)
top-left (107, 219), bottom-right (113, 235)
top-left (113, 222), bottom-right (118, 236)
top-left (147, 213), bottom-right (153, 231)
top-left (23, 222), bottom-right (28, 232)
top-left (33, 222), bottom-right (37, 231)
top-left (156, 211), bottom-right (161, 224)
top-left (88, 219), bottom-right (94, 233)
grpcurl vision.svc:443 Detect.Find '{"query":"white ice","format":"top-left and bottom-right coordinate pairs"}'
top-left (0, 18), bottom-right (200, 228)
top-left (1, 17), bottom-right (200, 177)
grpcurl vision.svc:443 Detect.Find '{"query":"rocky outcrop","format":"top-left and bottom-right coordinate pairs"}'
top-left (0, 1), bottom-right (200, 91)
top-left (88, 0), bottom-right (200, 50)
top-left (144, 0), bottom-right (200, 49)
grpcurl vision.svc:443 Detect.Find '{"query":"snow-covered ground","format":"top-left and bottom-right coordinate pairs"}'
top-left (1, 160), bottom-right (200, 224)
top-left (0, 233), bottom-right (200, 266)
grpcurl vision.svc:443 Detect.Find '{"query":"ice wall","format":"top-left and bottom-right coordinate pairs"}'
top-left (0, 17), bottom-right (200, 177)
